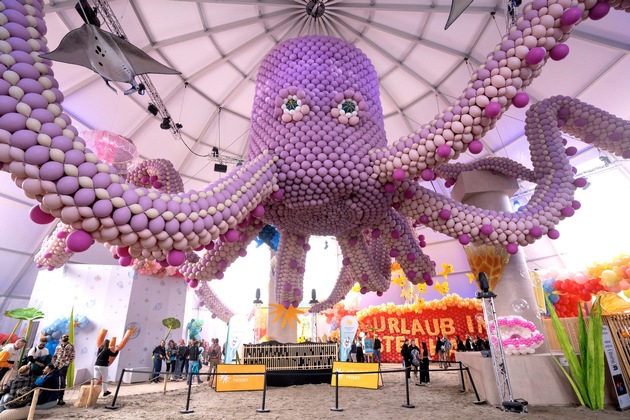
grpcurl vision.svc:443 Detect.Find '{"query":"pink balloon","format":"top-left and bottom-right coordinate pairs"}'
top-left (30, 205), bottom-right (55, 224)
top-left (66, 230), bottom-right (93, 252)
top-left (167, 249), bottom-right (186, 266)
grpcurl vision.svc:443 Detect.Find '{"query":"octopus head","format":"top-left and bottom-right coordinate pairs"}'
top-left (248, 36), bottom-right (387, 206)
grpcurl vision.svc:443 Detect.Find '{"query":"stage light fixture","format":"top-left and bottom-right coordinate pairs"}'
top-left (147, 103), bottom-right (158, 116)
top-left (214, 163), bottom-right (227, 173)
top-left (160, 117), bottom-right (171, 130)
top-left (212, 147), bottom-right (219, 157)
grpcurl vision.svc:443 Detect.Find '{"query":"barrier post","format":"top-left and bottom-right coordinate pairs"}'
top-left (256, 371), bottom-right (270, 413)
top-left (105, 368), bottom-right (124, 410)
top-left (464, 367), bottom-right (486, 405)
top-left (458, 361), bottom-right (466, 392)
top-left (402, 369), bottom-right (415, 408)
top-left (330, 371), bottom-right (343, 412)
top-left (26, 388), bottom-right (40, 420)
top-left (179, 375), bottom-right (194, 414)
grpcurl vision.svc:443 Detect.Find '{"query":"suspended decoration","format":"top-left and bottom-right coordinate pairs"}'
top-left (464, 245), bottom-right (511, 292)
top-left (2, 1), bottom-right (630, 315)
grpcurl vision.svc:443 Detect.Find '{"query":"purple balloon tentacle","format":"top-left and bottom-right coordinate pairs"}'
top-left (274, 230), bottom-right (310, 308)
top-left (309, 265), bottom-right (354, 313)
top-left (179, 219), bottom-right (264, 282)
top-left (372, 0), bottom-right (625, 183)
top-left (194, 282), bottom-right (235, 324)
top-left (337, 233), bottom-right (389, 293)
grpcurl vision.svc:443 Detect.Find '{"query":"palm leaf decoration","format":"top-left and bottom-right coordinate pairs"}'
top-left (162, 317), bottom-right (181, 341)
top-left (3, 308), bottom-right (45, 367)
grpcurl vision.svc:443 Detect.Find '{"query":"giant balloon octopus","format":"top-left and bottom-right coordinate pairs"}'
top-left (1, 0), bottom-right (630, 313)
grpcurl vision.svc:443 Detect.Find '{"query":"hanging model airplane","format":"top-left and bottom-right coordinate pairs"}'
top-left (41, 24), bottom-right (180, 95)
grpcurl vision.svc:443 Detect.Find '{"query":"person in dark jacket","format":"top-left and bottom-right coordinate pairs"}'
top-left (151, 340), bottom-right (166, 383)
top-left (175, 339), bottom-right (189, 380)
top-left (401, 338), bottom-right (412, 381)
top-left (418, 342), bottom-right (430, 385)
top-left (187, 340), bottom-right (202, 385)
top-left (0, 365), bottom-right (34, 412)
top-left (456, 336), bottom-right (467, 352)
top-left (34, 364), bottom-right (59, 409)
top-left (94, 339), bottom-right (119, 397)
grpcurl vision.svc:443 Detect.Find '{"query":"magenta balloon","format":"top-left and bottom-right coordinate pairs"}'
top-left (480, 224), bottom-right (493, 235)
top-left (589, 2), bottom-right (610, 20)
top-left (436, 144), bottom-right (452, 158)
top-left (468, 140), bottom-right (483, 154)
top-left (438, 209), bottom-right (451, 220)
top-left (393, 168), bottom-right (405, 180)
top-left (506, 243), bottom-right (518, 255)
top-left (421, 169), bottom-right (434, 181)
top-left (29, 205), bottom-right (55, 224)
top-left (66, 230), bottom-right (93, 252)
top-left (458, 234), bottom-right (470, 245)
top-left (512, 93), bottom-right (529, 108)
top-left (529, 226), bottom-right (543, 238)
top-left (224, 229), bottom-right (239, 243)
top-left (573, 177), bottom-right (587, 188)
top-left (547, 229), bottom-right (560, 240)
top-left (117, 246), bottom-right (130, 257)
top-left (525, 47), bottom-right (546, 65)
top-left (561, 7), bottom-right (582, 26)
top-left (56, 231), bottom-right (67, 239)
top-left (483, 102), bottom-right (501, 118)
top-left (119, 256), bottom-right (132, 267)
top-left (188, 279), bottom-right (199, 288)
top-left (550, 44), bottom-right (570, 61)
top-left (167, 249), bottom-right (186, 266)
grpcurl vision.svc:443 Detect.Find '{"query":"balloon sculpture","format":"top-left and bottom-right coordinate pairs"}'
top-left (1, 0), bottom-right (630, 315)
top-left (491, 315), bottom-right (545, 355)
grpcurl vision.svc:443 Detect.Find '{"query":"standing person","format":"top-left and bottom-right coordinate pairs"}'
top-left (356, 340), bottom-right (365, 363)
top-left (456, 336), bottom-right (466, 352)
top-left (441, 335), bottom-right (452, 368)
top-left (0, 338), bottom-right (27, 383)
top-left (51, 334), bottom-right (74, 406)
top-left (418, 342), bottom-right (430, 386)
top-left (465, 334), bottom-right (476, 351)
top-left (94, 339), bottom-right (119, 397)
top-left (165, 340), bottom-right (177, 380)
top-left (33, 364), bottom-right (60, 410)
top-left (151, 340), bottom-right (166, 383)
top-left (409, 339), bottom-right (420, 383)
top-left (0, 365), bottom-right (34, 413)
top-left (434, 336), bottom-right (444, 368)
top-left (27, 338), bottom-right (51, 377)
top-left (349, 339), bottom-right (357, 362)
top-left (401, 338), bottom-right (412, 382)
top-left (187, 340), bottom-right (202, 385)
top-left (174, 339), bottom-right (189, 380)
top-left (373, 334), bottom-right (382, 364)
top-left (207, 339), bottom-right (221, 383)
top-left (475, 335), bottom-right (486, 351)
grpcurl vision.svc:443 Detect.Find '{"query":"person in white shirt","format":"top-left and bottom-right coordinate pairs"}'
top-left (0, 339), bottom-right (27, 382)
top-left (27, 339), bottom-right (51, 376)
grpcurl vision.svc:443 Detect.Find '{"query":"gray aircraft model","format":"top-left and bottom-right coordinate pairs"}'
top-left (41, 24), bottom-right (180, 95)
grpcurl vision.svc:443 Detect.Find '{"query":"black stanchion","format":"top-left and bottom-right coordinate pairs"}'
top-left (180, 375), bottom-right (195, 414)
top-left (402, 369), bottom-right (415, 408)
top-left (330, 371), bottom-right (343, 412)
top-left (257, 372), bottom-right (270, 413)
top-left (464, 367), bottom-right (486, 404)
top-left (105, 368), bottom-right (125, 410)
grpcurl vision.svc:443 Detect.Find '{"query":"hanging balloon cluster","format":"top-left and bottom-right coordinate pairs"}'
top-left (322, 302), bottom-right (358, 334)
top-left (541, 254), bottom-right (630, 317)
top-left (40, 314), bottom-right (89, 354)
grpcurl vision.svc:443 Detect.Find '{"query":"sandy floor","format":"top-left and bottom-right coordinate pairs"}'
top-left (28, 364), bottom-right (627, 419)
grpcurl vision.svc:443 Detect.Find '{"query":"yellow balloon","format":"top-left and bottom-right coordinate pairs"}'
top-left (623, 288), bottom-right (630, 299)
top-left (601, 269), bottom-right (620, 285)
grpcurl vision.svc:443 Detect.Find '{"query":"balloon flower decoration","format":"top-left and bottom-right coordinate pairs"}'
top-left (464, 245), bottom-right (511, 292)
top-left (491, 315), bottom-right (545, 355)
top-left (2, 0), bottom-right (630, 315)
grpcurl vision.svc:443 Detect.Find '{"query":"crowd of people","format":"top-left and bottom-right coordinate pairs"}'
top-left (0, 335), bottom-right (75, 413)
top-left (150, 337), bottom-right (223, 386)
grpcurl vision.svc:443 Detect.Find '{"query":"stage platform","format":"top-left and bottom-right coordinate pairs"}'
top-left (456, 351), bottom-right (614, 406)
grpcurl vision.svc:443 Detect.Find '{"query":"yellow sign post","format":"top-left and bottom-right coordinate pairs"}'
top-left (330, 362), bottom-right (382, 389)
top-left (215, 364), bottom-right (266, 392)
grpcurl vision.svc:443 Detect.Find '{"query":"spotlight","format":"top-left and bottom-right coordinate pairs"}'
top-left (212, 147), bottom-right (219, 158)
top-left (214, 163), bottom-right (227, 173)
top-left (253, 288), bottom-right (263, 304)
top-left (309, 289), bottom-right (319, 305)
top-left (175, 123), bottom-right (183, 129)
top-left (236, 160), bottom-right (243, 167)
top-left (147, 103), bottom-right (158, 116)
top-left (599, 155), bottom-right (612, 166)
top-left (160, 117), bottom-right (171, 130)
top-left (306, 0), bottom-right (325, 18)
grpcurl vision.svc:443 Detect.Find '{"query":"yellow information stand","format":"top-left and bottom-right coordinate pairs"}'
top-left (330, 362), bottom-right (382, 389)
top-left (215, 364), bottom-right (266, 392)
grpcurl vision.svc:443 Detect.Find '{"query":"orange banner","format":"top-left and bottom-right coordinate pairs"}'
top-left (215, 364), bottom-right (266, 392)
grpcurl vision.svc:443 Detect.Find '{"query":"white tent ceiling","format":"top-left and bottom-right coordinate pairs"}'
top-left (1, 0), bottom-right (630, 320)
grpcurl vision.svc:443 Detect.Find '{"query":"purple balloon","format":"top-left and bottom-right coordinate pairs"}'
top-left (468, 140), bottom-right (483, 154)
top-left (30, 205), bottom-right (55, 224)
top-left (167, 249), bottom-right (186, 266)
top-left (550, 44), bottom-right (570, 61)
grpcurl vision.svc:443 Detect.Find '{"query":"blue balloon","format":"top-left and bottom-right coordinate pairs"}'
top-left (548, 293), bottom-right (560, 304)
top-left (51, 330), bottom-right (62, 340)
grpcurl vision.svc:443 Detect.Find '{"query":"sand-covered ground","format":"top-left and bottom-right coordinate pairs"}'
top-left (25, 364), bottom-right (628, 419)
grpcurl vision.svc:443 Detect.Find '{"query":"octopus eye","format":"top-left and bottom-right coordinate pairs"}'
top-left (277, 93), bottom-right (309, 123)
top-left (331, 94), bottom-right (363, 126)
top-left (340, 99), bottom-right (357, 115)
